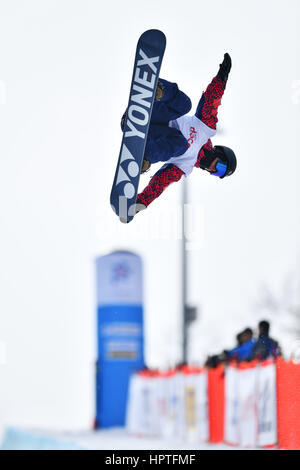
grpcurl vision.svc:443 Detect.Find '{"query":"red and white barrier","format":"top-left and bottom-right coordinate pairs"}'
top-left (223, 360), bottom-right (277, 447)
top-left (126, 360), bottom-right (300, 449)
top-left (224, 364), bottom-right (238, 445)
top-left (207, 365), bottom-right (224, 443)
top-left (257, 360), bottom-right (277, 447)
top-left (276, 358), bottom-right (300, 450)
top-left (181, 366), bottom-right (208, 444)
top-left (126, 366), bottom-right (209, 443)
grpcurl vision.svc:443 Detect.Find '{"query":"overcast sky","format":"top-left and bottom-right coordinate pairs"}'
top-left (0, 0), bottom-right (300, 431)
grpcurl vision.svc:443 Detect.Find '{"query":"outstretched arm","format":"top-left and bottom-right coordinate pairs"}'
top-left (195, 53), bottom-right (232, 130)
top-left (137, 164), bottom-right (184, 207)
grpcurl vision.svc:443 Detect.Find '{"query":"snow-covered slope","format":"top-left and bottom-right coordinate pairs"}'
top-left (0, 427), bottom-right (255, 450)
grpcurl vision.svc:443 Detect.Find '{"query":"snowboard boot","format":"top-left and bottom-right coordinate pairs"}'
top-left (141, 156), bottom-right (151, 174)
top-left (155, 80), bottom-right (164, 100)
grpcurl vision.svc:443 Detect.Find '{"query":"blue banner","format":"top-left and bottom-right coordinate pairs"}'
top-left (96, 251), bottom-right (144, 427)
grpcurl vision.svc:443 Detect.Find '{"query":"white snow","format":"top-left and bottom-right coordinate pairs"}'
top-left (0, 427), bottom-right (258, 450)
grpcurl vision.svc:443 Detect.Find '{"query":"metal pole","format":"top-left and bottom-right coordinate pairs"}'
top-left (182, 177), bottom-right (188, 364)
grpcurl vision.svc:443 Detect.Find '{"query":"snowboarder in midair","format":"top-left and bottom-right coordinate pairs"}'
top-left (121, 53), bottom-right (236, 213)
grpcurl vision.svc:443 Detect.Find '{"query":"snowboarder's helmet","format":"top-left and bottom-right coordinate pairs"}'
top-left (213, 145), bottom-right (237, 178)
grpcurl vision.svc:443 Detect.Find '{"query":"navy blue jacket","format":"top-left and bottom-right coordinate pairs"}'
top-left (250, 335), bottom-right (281, 360)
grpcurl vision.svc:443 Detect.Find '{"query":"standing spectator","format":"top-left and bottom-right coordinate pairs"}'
top-left (250, 320), bottom-right (281, 360)
top-left (236, 331), bottom-right (243, 347)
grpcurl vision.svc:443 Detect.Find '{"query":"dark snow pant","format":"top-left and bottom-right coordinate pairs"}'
top-left (145, 78), bottom-right (191, 164)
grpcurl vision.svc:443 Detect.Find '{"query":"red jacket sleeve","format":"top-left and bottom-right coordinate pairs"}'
top-left (194, 139), bottom-right (213, 168)
top-left (195, 76), bottom-right (226, 130)
top-left (137, 164), bottom-right (184, 207)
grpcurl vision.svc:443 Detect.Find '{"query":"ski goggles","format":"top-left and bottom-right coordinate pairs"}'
top-left (212, 159), bottom-right (227, 177)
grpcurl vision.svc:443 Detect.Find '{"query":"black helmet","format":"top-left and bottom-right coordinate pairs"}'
top-left (214, 145), bottom-right (237, 178)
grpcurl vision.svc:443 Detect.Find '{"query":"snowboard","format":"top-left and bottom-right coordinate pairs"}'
top-left (110, 29), bottom-right (166, 223)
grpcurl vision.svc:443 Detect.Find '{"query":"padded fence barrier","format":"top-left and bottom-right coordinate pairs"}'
top-left (276, 358), bottom-right (300, 450)
top-left (126, 367), bottom-right (209, 443)
top-left (126, 360), bottom-right (300, 449)
top-left (208, 365), bottom-right (225, 443)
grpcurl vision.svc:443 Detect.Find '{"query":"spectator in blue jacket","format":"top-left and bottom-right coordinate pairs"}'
top-left (227, 328), bottom-right (255, 362)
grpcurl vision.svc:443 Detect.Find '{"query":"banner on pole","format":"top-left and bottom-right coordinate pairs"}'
top-left (96, 251), bottom-right (144, 428)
